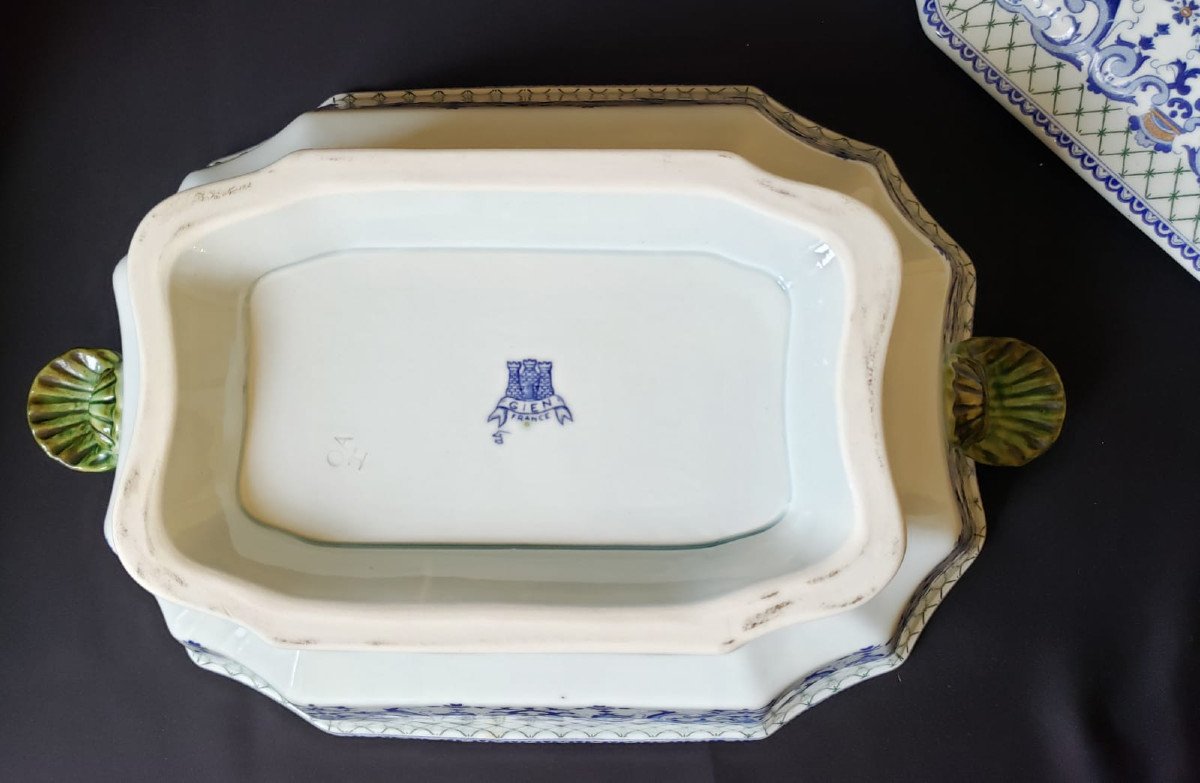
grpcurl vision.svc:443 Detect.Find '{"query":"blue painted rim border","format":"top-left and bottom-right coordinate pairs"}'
top-left (919, 0), bottom-right (1200, 276)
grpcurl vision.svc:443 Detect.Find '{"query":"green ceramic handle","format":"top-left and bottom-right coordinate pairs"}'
top-left (28, 348), bottom-right (123, 472)
top-left (945, 337), bottom-right (1065, 467)
top-left (27, 339), bottom-right (1062, 472)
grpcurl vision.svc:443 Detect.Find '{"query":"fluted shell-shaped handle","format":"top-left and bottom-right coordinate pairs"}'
top-left (28, 348), bottom-right (122, 472)
top-left (945, 337), bottom-right (1065, 467)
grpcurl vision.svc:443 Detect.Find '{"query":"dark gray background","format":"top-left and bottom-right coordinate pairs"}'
top-left (3, 1), bottom-right (1198, 780)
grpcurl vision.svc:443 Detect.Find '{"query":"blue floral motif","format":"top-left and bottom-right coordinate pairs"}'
top-left (994, 0), bottom-right (1200, 180)
top-left (921, 0), bottom-right (1200, 272)
top-left (1173, 1), bottom-right (1198, 26)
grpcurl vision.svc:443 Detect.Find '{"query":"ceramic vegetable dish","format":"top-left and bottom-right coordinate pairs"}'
top-left (28, 85), bottom-right (1065, 741)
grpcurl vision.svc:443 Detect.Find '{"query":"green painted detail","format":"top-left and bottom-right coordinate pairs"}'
top-left (946, 1), bottom-right (1200, 244)
top-left (28, 348), bottom-right (122, 472)
top-left (945, 337), bottom-right (1065, 467)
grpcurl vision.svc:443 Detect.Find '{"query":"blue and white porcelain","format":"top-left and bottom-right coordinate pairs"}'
top-left (116, 146), bottom-right (905, 654)
top-left (919, 0), bottom-right (1200, 280)
top-left (487, 359), bottom-right (573, 441)
top-left (92, 86), bottom-right (993, 740)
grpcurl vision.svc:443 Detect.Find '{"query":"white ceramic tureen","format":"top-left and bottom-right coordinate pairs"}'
top-left (28, 86), bottom-right (1065, 741)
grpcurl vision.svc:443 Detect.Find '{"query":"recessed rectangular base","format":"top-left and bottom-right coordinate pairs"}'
top-left (239, 248), bottom-right (792, 547)
top-left (120, 148), bottom-right (902, 653)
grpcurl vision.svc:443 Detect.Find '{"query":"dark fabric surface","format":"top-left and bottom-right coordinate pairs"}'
top-left (2, 1), bottom-right (1198, 780)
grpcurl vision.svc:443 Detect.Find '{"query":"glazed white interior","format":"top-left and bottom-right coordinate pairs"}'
top-left (99, 98), bottom-right (963, 719)
top-left (115, 149), bottom-right (903, 652)
top-left (170, 183), bottom-right (849, 569)
top-left (241, 248), bottom-right (795, 547)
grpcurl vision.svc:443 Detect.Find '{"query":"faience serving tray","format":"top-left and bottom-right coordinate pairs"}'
top-left (29, 86), bottom-right (1065, 740)
top-left (106, 147), bottom-right (906, 654)
top-left (919, 0), bottom-right (1200, 281)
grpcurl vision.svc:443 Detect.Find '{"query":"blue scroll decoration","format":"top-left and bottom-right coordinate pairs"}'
top-left (919, 0), bottom-right (1200, 271)
top-left (488, 359), bottom-right (572, 441)
top-left (995, 0), bottom-right (1200, 180)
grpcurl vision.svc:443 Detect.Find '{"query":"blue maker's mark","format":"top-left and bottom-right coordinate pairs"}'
top-left (488, 359), bottom-right (573, 443)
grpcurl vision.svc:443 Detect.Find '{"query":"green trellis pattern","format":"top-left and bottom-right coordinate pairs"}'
top-left (941, 0), bottom-right (1200, 245)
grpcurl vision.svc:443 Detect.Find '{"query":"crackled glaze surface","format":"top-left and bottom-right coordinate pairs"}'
top-left (920, 0), bottom-right (1200, 279)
